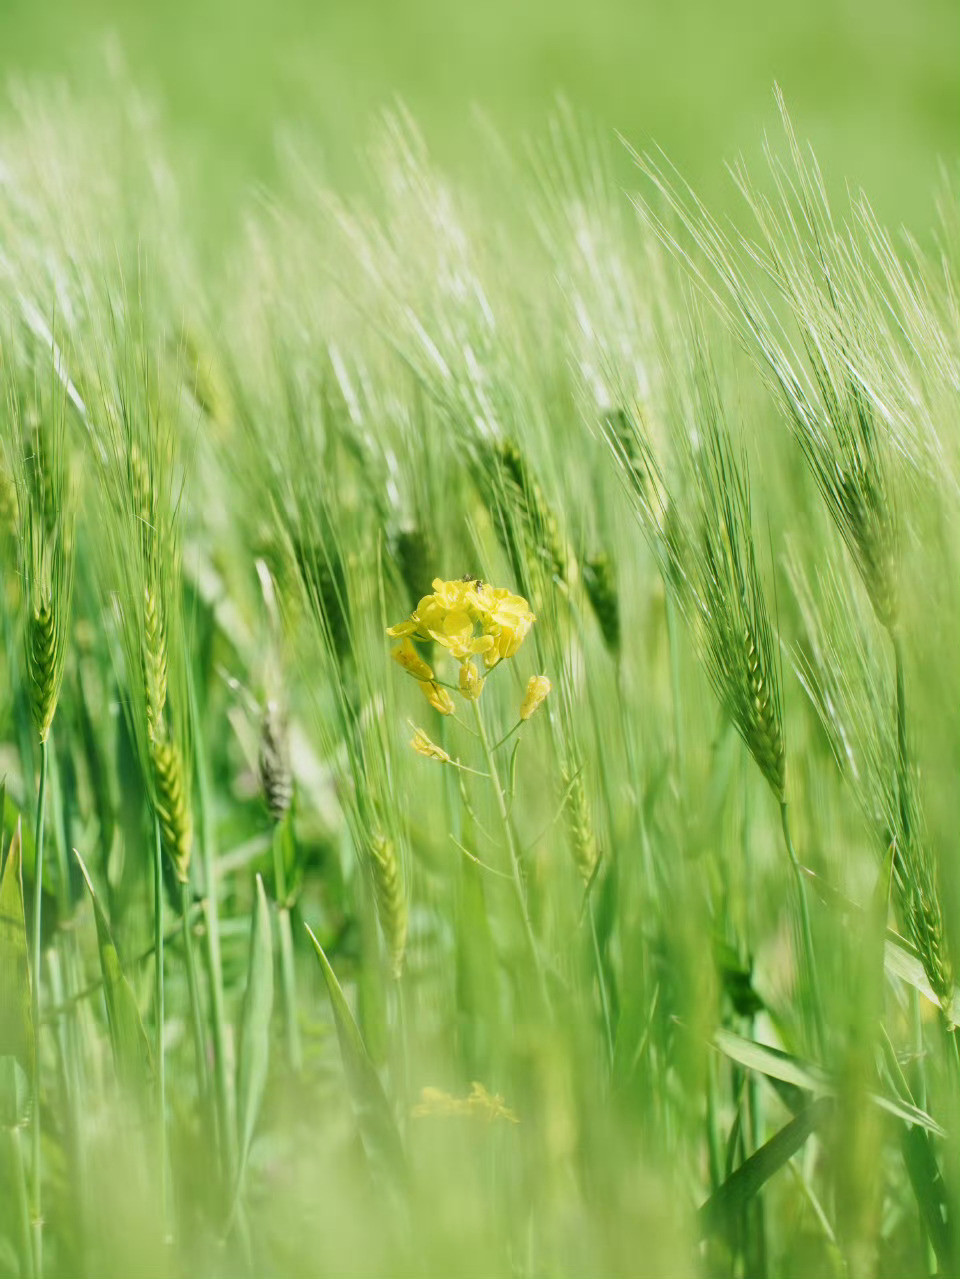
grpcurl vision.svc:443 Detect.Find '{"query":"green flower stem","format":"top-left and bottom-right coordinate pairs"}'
top-left (30, 738), bottom-right (47, 1279)
top-left (470, 700), bottom-right (550, 1011)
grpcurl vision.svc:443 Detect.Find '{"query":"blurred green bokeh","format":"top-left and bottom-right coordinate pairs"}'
top-left (1, 0), bottom-right (957, 230)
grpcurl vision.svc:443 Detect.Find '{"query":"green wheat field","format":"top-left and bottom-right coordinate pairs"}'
top-left (0, 17), bottom-right (958, 1278)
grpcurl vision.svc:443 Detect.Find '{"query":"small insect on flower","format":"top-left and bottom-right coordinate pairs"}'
top-left (519, 675), bottom-right (551, 721)
top-left (410, 727), bottom-right (451, 763)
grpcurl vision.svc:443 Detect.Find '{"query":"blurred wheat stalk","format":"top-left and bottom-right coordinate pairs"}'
top-left (0, 80), bottom-right (956, 1279)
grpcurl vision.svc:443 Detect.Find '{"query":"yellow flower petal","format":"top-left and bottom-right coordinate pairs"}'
top-left (519, 674), bottom-right (551, 721)
top-left (410, 728), bottom-right (451, 763)
top-left (386, 618), bottom-right (419, 638)
top-left (483, 647), bottom-right (502, 671)
top-left (420, 680), bottom-right (455, 716)
top-left (458, 660), bottom-right (484, 702)
top-left (391, 638), bottom-right (435, 682)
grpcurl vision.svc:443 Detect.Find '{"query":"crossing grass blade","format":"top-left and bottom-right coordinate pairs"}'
top-left (0, 812), bottom-right (34, 1078)
top-left (699, 1097), bottom-right (834, 1240)
top-left (304, 923), bottom-right (406, 1182)
top-left (74, 848), bottom-right (152, 1098)
top-left (715, 1028), bottom-right (945, 1135)
top-left (235, 874), bottom-right (274, 1184)
top-left (900, 1124), bottom-right (955, 1274)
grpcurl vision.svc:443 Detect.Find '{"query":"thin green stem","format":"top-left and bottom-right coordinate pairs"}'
top-left (893, 632), bottom-right (911, 853)
top-left (180, 882), bottom-right (210, 1114)
top-left (780, 801), bottom-right (824, 1053)
top-left (470, 700), bottom-right (550, 1011)
top-left (9, 1120), bottom-right (35, 1279)
top-left (665, 592), bottom-right (685, 782)
top-left (30, 738), bottom-right (47, 1279)
top-left (188, 660), bottom-right (236, 1191)
top-left (272, 817), bottom-right (303, 1073)
top-left (588, 902), bottom-right (614, 1068)
top-left (201, 843), bottom-right (235, 1187)
top-left (490, 721), bottom-right (522, 752)
top-left (153, 813), bottom-right (170, 1242)
top-left (45, 737), bottom-right (86, 1243)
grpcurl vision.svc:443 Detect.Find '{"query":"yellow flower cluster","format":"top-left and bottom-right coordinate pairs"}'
top-left (388, 577), bottom-right (535, 711)
top-left (411, 1081), bottom-right (520, 1124)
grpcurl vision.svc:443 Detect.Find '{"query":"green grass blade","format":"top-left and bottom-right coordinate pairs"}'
top-left (900, 1125), bottom-right (955, 1274)
top-left (714, 1028), bottom-right (827, 1092)
top-left (884, 937), bottom-right (960, 1024)
top-left (0, 815), bottom-right (34, 1078)
top-left (699, 1097), bottom-right (833, 1240)
top-left (715, 1028), bottom-right (946, 1136)
top-left (236, 873), bottom-right (274, 1181)
top-left (304, 923), bottom-right (406, 1181)
top-left (74, 849), bottom-right (152, 1098)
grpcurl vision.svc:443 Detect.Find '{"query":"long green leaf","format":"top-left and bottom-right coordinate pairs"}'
top-left (236, 873), bottom-right (274, 1179)
top-left (0, 818), bottom-right (34, 1078)
top-left (714, 1028), bottom-right (945, 1136)
top-left (901, 1125), bottom-right (955, 1274)
top-left (884, 937), bottom-right (960, 1025)
top-left (699, 1097), bottom-right (833, 1239)
top-left (714, 1027), bottom-right (826, 1092)
top-left (305, 923), bottom-right (405, 1180)
top-left (74, 849), bottom-right (152, 1096)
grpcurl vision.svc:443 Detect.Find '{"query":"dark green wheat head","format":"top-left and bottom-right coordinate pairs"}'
top-left (582, 552), bottom-right (621, 656)
top-left (488, 436), bottom-right (569, 586)
top-left (259, 701), bottom-right (293, 824)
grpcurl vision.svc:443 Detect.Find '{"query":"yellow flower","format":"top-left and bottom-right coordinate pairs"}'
top-left (482, 646), bottom-right (502, 671)
top-left (391, 637), bottom-right (434, 682)
top-left (387, 577), bottom-right (536, 690)
top-left (458, 660), bottom-right (484, 701)
top-left (483, 588), bottom-right (536, 661)
top-left (419, 679), bottom-right (455, 716)
top-left (412, 1082), bottom-right (519, 1123)
top-left (385, 617), bottom-right (419, 638)
top-left (466, 1081), bottom-right (519, 1123)
top-left (410, 727), bottom-right (451, 763)
top-left (519, 674), bottom-right (551, 721)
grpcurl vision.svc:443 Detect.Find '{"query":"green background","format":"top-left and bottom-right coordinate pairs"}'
top-left (1, 0), bottom-right (956, 229)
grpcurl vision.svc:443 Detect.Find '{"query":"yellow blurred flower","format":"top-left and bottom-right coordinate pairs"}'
top-left (412, 1081), bottom-right (519, 1124)
top-left (419, 679), bottom-right (456, 716)
top-left (458, 660), bottom-right (484, 701)
top-left (385, 617), bottom-right (419, 638)
top-left (391, 637), bottom-right (434, 682)
top-left (519, 674), bottom-right (551, 721)
top-left (410, 727), bottom-right (451, 763)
